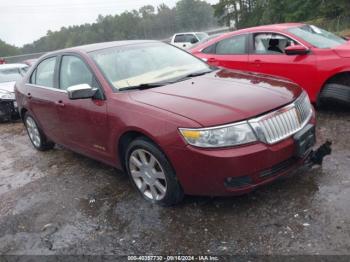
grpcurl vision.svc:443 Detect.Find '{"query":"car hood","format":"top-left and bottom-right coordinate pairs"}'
top-left (333, 42), bottom-right (350, 58)
top-left (130, 69), bottom-right (301, 127)
top-left (0, 81), bottom-right (15, 93)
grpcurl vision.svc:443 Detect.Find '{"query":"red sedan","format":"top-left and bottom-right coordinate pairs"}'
top-left (190, 23), bottom-right (350, 106)
top-left (16, 41), bottom-right (318, 205)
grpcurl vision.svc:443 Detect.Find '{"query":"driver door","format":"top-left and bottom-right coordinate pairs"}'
top-left (57, 54), bottom-right (109, 158)
top-left (248, 32), bottom-right (317, 88)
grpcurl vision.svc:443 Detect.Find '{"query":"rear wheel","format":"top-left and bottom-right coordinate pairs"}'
top-left (24, 113), bottom-right (55, 151)
top-left (125, 137), bottom-right (184, 206)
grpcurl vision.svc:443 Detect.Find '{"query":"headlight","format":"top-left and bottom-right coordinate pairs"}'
top-left (0, 90), bottom-right (15, 100)
top-left (179, 121), bottom-right (257, 148)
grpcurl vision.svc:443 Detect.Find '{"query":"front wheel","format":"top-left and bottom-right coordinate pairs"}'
top-left (318, 83), bottom-right (350, 107)
top-left (24, 113), bottom-right (55, 151)
top-left (125, 137), bottom-right (184, 206)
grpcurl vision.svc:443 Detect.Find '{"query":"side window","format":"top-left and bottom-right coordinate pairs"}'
top-left (254, 33), bottom-right (297, 54)
top-left (216, 35), bottom-right (247, 55)
top-left (174, 34), bottom-right (185, 43)
top-left (202, 44), bottom-right (216, 54)
top-left (35, 57), bottom-right (57, 88)
top-left (59, 56), bottom-right (94, 90)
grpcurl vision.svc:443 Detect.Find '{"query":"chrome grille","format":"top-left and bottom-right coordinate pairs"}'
top-left (249, 92), bottom-right (313, 144)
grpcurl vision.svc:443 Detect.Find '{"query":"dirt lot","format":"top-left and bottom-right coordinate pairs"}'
top-left (0, 108), bottom-right (350, 256)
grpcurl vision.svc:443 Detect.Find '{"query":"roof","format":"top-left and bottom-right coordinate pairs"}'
top-left (0, 63), bottom-right (28, 70)
top-left (235, 23), bottom-right (304, 34)
top-left (47, 40), bottom-right (159, 55)
top-left (173, 32), bottom-right (208, 35)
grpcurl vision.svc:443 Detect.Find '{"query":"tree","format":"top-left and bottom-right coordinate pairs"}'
top-left (214, 0), bottom-right (350, 30)
top-left (175, 0), bottom-right (217, 31)
top-left (0, 39), bottom-right (21, 57)
top-left (3, 2), bottom-right (218, 56)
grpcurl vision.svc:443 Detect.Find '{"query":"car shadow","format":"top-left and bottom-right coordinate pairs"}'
top-left (318, 103), bottom-right (350, 114)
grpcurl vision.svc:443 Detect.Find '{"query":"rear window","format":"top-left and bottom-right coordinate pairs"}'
top-left (174, 34), bottom-right (196, 43)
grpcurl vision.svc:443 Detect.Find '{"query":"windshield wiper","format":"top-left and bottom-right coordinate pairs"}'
top-left (119, 82), bottom-right (169, 91)
top-left (119, 69), bottom-right (217, 91)
top-left (172, 68), bottom-right (216, 82)
top-left (185, 69), bottom-right (214, 78)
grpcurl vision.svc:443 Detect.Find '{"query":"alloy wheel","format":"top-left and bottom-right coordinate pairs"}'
top-left (129, 149), bottom-right (167, 201)
top-left (26, 116), bottom-right (41, 148)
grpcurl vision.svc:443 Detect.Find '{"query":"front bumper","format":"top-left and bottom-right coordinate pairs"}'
top-left (0, 99), bottom-right (19, 121)
top-left (166, 119), bottom-right (319, 196)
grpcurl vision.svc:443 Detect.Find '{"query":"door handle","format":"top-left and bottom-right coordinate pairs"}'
top-left (254, 59), bottom-right (261, 67)
top-left (55, 100), bottom-right (65, 107)
top-left (27, 93), bottom-right (32, 99)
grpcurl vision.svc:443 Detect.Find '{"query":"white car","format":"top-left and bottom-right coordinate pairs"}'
top-left (0, 63), bottom-right (28, 121)
top-left (170, 32), bottom-right (209, 50)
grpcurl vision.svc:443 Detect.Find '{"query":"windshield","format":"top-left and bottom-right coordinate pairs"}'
top-left (0, 67), bottom-right (27, 83)
top-left (287, 25), bottom-right (346, 49)
top-left (90, 42), bottom-right (210, 90)
top-left (196, 33), bottom-right (209, 41)
top-left (191, 33), bottom-right (222, 49)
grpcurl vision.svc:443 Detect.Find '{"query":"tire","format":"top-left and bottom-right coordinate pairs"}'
top-left (125, 137), bottom-right (184, 206)
top-left (318, 83), bottom-right (350, 108)
top-left (24, 113), bottom-right (55, 151)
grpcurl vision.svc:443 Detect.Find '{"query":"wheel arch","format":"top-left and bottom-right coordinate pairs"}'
top-left (20, 107), bottom-right (28, 121)
top-left (117, 129), bottom-right (161, 172)
top-left (318, 70), bottom-right (350, 105)
top-left (323, 71), bottom-right (350, 86)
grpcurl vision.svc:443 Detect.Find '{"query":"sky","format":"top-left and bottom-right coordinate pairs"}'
top-left (0, 0), bottom-right (219, 47)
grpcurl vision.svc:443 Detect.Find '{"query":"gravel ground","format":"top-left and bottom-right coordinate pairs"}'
top-left (0, 108), bottom-right (349, 256)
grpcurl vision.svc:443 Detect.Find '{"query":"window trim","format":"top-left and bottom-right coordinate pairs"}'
top-left (26, 82), bottom-right (68, 93)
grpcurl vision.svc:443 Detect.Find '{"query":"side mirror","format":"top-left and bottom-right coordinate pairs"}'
top-left (66, 84), bottom-right (98, 100)
top-left (285, 45), bottom-right (310, 55)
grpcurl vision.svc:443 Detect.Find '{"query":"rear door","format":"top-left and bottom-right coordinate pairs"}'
top-left (199, 34), bottom-right (250, 71)
top-left (248, 32), bottom-right (317, 87)
top-left (25, 56), bottom-right (65, 142)
top-left (57, 54), bottom-right (109, 157)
